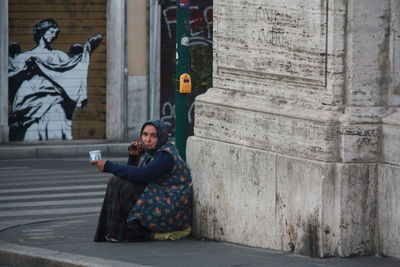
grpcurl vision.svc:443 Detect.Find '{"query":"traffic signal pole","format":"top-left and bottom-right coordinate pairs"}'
top-left (175, 0), bottom-right (190, 160)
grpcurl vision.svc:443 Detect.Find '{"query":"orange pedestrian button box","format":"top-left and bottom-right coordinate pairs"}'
top-left (179, 73), bottom-right (192, 94)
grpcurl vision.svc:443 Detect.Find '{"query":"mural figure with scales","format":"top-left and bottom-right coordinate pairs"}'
top-left (8, 18), bottom-right (102, 141)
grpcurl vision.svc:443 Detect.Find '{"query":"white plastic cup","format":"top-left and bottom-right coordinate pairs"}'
top-left (89, 150), bottom-right (102, 160)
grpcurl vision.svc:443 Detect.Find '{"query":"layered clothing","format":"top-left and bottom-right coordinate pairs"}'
top-left (127, 142), bottom-right (192, 232)
top-left (94, 120), bottom-right (192, 242)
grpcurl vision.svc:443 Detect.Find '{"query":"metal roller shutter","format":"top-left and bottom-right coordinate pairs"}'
top-left (8, 0), bottom-right (106, 141)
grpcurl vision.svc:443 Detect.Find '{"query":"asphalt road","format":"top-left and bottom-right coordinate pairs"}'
top-left (0, 157), bottom-right (124, 231)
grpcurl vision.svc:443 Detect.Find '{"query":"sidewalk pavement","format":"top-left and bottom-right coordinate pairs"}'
top-left (1, 143), bottom-right (400, 266)
top-left (1, 214), bottom-right (400, 267)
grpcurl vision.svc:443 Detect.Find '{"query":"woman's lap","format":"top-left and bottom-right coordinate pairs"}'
top-left (94, 176), bottom-right (147, 242)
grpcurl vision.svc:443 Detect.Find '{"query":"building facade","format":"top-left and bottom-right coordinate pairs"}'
top-left (187, 0), bottom-right (400, 258)
top-left (0, 0), bottom-right (213, 144)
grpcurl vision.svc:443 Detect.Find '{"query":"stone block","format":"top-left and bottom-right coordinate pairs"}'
top-left (378, 164), bottom-right (400, 258)
top-left (275, 155), bottom-right (337, 257)
top-left (187, 136), bottom-right (341, 257)
top-left (379, 110), bottom-right (400, 258)
top-left (193, 99), bottom-right (340, 162)
top-left (215, 0), bottom-right (329, 87)
top-left (336, 163), bottom-right (378, 256)
top-left (382, 111), bottom-right (400, 165)
top-left (339, 124), bottom-right (380, 163)
top-left (187, 136), bottom-right (279, 249)
top-left (345, 0), bottom-right (390, 106)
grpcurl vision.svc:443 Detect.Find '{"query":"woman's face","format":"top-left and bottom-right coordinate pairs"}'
top-left (141, 125), bottom-right (158, 149)
top-left (43, 27), bottom-right (58, 44)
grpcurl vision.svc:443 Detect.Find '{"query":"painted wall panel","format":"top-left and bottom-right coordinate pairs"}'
top-left (8, 0), bottom-right (106, 141)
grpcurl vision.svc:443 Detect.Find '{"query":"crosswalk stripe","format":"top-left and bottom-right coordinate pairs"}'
top-left (0, 168), bottom-right (73, 173)
top-left (0, 173), bottom-right (109, 183)
top-left (0, 177), bottom-right (108, 187)
top-left (0, 191), bottom-right (105, 201)
top-left (0, 198), bottom-right (103, 209)
top-left (0, 167), bottom-right (30, 170)
top-left (0, 158), bottom-right (122, 231)
top-left (0, 169), bottom-right (97, 176)
top-left (0, 184), bottom-right (106, 194)
top-left (0, 207), bottom-right (101, 218)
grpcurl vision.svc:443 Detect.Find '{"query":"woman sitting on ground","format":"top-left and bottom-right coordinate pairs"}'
top-left (90, 120), bottom-right (193, 242)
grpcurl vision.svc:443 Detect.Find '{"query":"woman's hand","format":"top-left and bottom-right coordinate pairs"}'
top-left (90, 160), bottom-right (107, 172)
top-left (128, 141), bottom-right (144, 156)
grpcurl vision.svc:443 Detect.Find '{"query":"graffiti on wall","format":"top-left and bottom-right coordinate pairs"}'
top-left (162, 2), bottom-right (213, 46)
top-left (8, 18), bottom-right (102, 141)
top-left (160, 0), bottom-right (213, 136)
top-left (160, 101), bottom-right (195, 129)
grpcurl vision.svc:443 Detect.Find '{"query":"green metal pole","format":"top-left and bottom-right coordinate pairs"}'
top-left (175, 0), bottom-right (190, 160)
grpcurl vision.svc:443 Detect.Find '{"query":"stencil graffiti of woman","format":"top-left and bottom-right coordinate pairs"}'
top-left (8, 18), bottom-right (102, 141)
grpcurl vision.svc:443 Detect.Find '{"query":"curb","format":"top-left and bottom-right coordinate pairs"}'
top-left (0, 241), bottom-right (146, 267)
top-left (0, 143), bottom-right (130, 160)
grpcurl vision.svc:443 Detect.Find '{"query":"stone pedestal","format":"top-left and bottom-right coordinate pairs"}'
top-left (187, 0), bottom-right (400, 257)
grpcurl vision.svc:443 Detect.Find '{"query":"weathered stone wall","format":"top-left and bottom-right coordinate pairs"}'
top-left (379, 112), bottom-right (400, 258)
top-left (188, 137), bottom-right (338, 257)
top-left (374, 0), bottom-right (400, 259)
top-left (187, 0), bottom-right (400, 258)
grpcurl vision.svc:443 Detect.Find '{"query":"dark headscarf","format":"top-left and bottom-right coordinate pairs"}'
top-left (140, 120), bottom-right (169, 155)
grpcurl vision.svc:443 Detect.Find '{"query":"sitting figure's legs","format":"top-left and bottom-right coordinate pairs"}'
top-left (94, 176), bottom-right (147, 242)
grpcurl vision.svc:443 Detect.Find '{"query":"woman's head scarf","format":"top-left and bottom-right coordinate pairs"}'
top-left (140, 120), bottom-right (169, 154)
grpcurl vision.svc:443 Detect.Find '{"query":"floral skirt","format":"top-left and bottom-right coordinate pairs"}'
top-left (94, 176), bottom-right (149, 242)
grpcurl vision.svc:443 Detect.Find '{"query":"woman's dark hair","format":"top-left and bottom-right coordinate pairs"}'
top-left (32, 18), bottom-right (60, 44)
